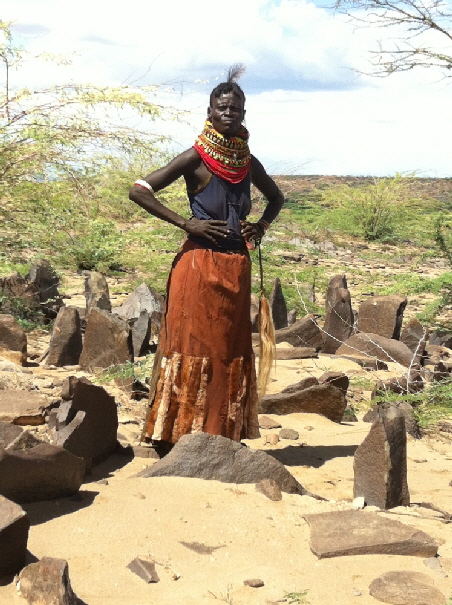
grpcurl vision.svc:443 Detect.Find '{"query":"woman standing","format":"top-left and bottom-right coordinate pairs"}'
top-left (129, 66), bottom-right (284, 448)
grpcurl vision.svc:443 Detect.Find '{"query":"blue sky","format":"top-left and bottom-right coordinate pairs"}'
top-left (3, 0), bottom-right (452, 176)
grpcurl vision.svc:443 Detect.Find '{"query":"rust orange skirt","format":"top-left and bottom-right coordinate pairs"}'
top-left (143, 240), bottom-right (260, 444)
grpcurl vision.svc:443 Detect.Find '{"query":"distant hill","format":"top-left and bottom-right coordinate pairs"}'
top-left (273, 175), bottom-right (452, 206)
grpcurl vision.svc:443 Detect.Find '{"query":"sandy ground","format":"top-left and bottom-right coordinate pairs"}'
top-left (1, 358), bottom-right (452, 605)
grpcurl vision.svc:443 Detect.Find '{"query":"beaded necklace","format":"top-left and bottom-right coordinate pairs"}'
top-left (194, 120), bottom-right (251, 184)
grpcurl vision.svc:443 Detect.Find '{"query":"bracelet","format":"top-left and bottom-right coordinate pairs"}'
top-left (134, 179), bottom-right (154, 194)
top-left (257, 219), bottom-right (270, 235)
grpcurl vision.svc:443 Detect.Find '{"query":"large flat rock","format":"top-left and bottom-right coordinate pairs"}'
top-left (369, 571), bottom-right (446, 605)
top-left (136, 433), bottom-right (308, 495)
top-left (336, 333), bottom-right (415, 367)
top-left (0, 443), bottom-right (85, 503)
top-left (303, 510), bottom-right (438, 559)
top-left (0, 390), bottom-right (49, 425)
top-left (259, 384), bottom-right (346, 423)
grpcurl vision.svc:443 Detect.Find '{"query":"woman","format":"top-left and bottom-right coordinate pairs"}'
top-left (129, 66), bottom-right (284, 447)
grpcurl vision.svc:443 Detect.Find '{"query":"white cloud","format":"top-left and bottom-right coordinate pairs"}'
top-left (2, 0), bottom-right (451, 176)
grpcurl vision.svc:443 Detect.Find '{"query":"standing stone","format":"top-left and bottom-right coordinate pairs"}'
top-left (0, 496), bottom-right (30, 577)
top-left (354, 406), bottom-right (410, 509)
top-left (358, 295), bottom-right (407, 340)
top-left (79, 308), bottom-right (132, 372)
top-left (274, 314), bottom-right (323, 350)
top-left (287, 309), bottom-right (297, 325)
top-left (46, 307), bottom-right (83, 367)
top-left (322, 275), bottom-right (354, 354)
top-left (0, 314), bottom-right (27, 366)
top-left (84, 271), bottom-right (111, 313)
top-left (131, 310), bottom-right (152, 357)
top-left (336, 333), bottom-right (415, 367)
top-left (26, 260), bottom-right (63, 318)
top-left (269, 278), bottom-right (288, 330)
top-left (401, 317), bottom-right (429, 365)
top-left (369, 571), bottom-right (446, 605)
top-left (0, 444), bottom-right (85, 503)
top-left (52, 377), bottom-right (118, 469)
top-left (18, 557), bottom-right (79, 605)
top-left (114, 282), bottom-right (163, 320)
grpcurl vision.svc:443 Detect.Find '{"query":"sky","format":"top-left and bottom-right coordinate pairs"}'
top-left (2, 0), bottom-right (452, 176)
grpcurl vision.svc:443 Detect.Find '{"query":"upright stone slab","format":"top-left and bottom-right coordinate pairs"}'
top-left (358, 295), bottom-right (407, 340)
top-left (46, 307), bottom-right (83, 367)
top-left (18, 557), bottom-right (79, 605)
top-left (84, 271), bottom-right (111, 313)
top-left (336, 333), bottom-right (414, 367)
top-left (0, 314), bottom-right (27, 366)
top-left (26, 259), bottom-right (62, 317)
top-left (79, 308), bottom-right (132, 372)
top-left (52, 377), bottom-right (118, 468)
top-left (0, 496), bottom-right (30, 577)
top-left (322, 274), bottom-right (354, 354)
top-left (273, 314), bottom-right (323, 350)
top-left (114, 282), bottom-right (163, 321)
top-left (131, 310), bottom-right (152, 357)
top-left (401, 317), bottom-right (429, 364)
top-left (0, 444), bottom-right (85, 503)
top-left (269, 277), bottom-right (288, 330)
top-left (354, 406), bottom-right (410, 509)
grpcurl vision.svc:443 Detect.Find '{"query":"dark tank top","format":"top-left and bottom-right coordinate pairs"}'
top-left (187, 173), bottom-right (251, 250)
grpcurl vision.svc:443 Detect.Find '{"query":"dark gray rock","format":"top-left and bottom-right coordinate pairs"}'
top-left (259, 384), bottom-right (346, 423)
top-left (372, 372), bottom-right (424, 397)
top-left (17, 557), bottom-right (79, 605)
top-left (79, 308), bottom-right (133, 372)
top-left (127, 556), bottom-right (160, 583)
top-left (269, 277), bottom-right (288, 330)
top-left (0, 495), bottom-right (29, 577)
top-left (336, 333), bottom-right (415, 367)
top-left (0, 423), bottom-right (42, 451)
top-left (51, 377), bottom-right (118, 470)
top-left (131, 310), bottom-right (152, 357)
top-left (318, 371), bottom-right (349, 395)
top-left (304, 510), bottom-right (438, 559)
top-left (322, 275), bottom-right (354, 354)
top-left (274, 314), bottom-right (323, 350)
top-left (281, 377), bottom-right (319, 393)
top-left (114, 282), bottom-right (163, 321)
top-left (61, 376), bottom-right (78, 401)
top-left (84, 271), bottom-right (111, 313)
top-left (369, 571), bottom-right (446, 605)
top-left (258, 416), bottom-right (282, 429)
top-left (401, 317), bottom-right (429, 361)
top-left (244, 579), bottom-right (265, 588)
top-left (358, 295), bottom-right (407, 340)
top-left (279, 428), bottom-right (299, 440)
top-left (287, 309), bottom-right (297, 326)
top-left (354, 406), bottom-right (410, 509)
top-left (255, 479), bottom-right (283, 501)
top-left (0, 314), bottom-right (27, 366)
top-left (0, 390), bottom-right (48, 425)
top-left (26, 260), bottom-right (63, 318)
top-left (363, 402), bottom-right (421, 439)
top-left (432, 361), bottom-right (450, 382)
top-left (46, 307), bottom-right (83, 367)
top-left (0, 443), bottom-right (85, 503)
top-left (136, 433), bottom-right (308, 495)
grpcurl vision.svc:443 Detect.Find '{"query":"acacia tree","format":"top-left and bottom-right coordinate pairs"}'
top-left (333, 0), bottom-right (452, 77)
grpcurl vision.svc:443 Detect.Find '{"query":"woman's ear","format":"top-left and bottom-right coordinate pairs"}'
top-left (207, 106), bottom-right (212, 118)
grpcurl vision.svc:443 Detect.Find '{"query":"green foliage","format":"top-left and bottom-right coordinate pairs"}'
top-left (318, 175), bottom-right (427, 242)
top-left (374, 379), bottom-right (452, 430)
top-left (95, 355), bottom-right (155, 386)
top-left (284, 590), bottom-right (310, 604)
top-left (0, 291), bottom-right (50, 331)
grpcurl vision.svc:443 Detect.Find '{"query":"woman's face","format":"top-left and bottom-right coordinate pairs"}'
top-left (208, 92), bottom-right (245, 138)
